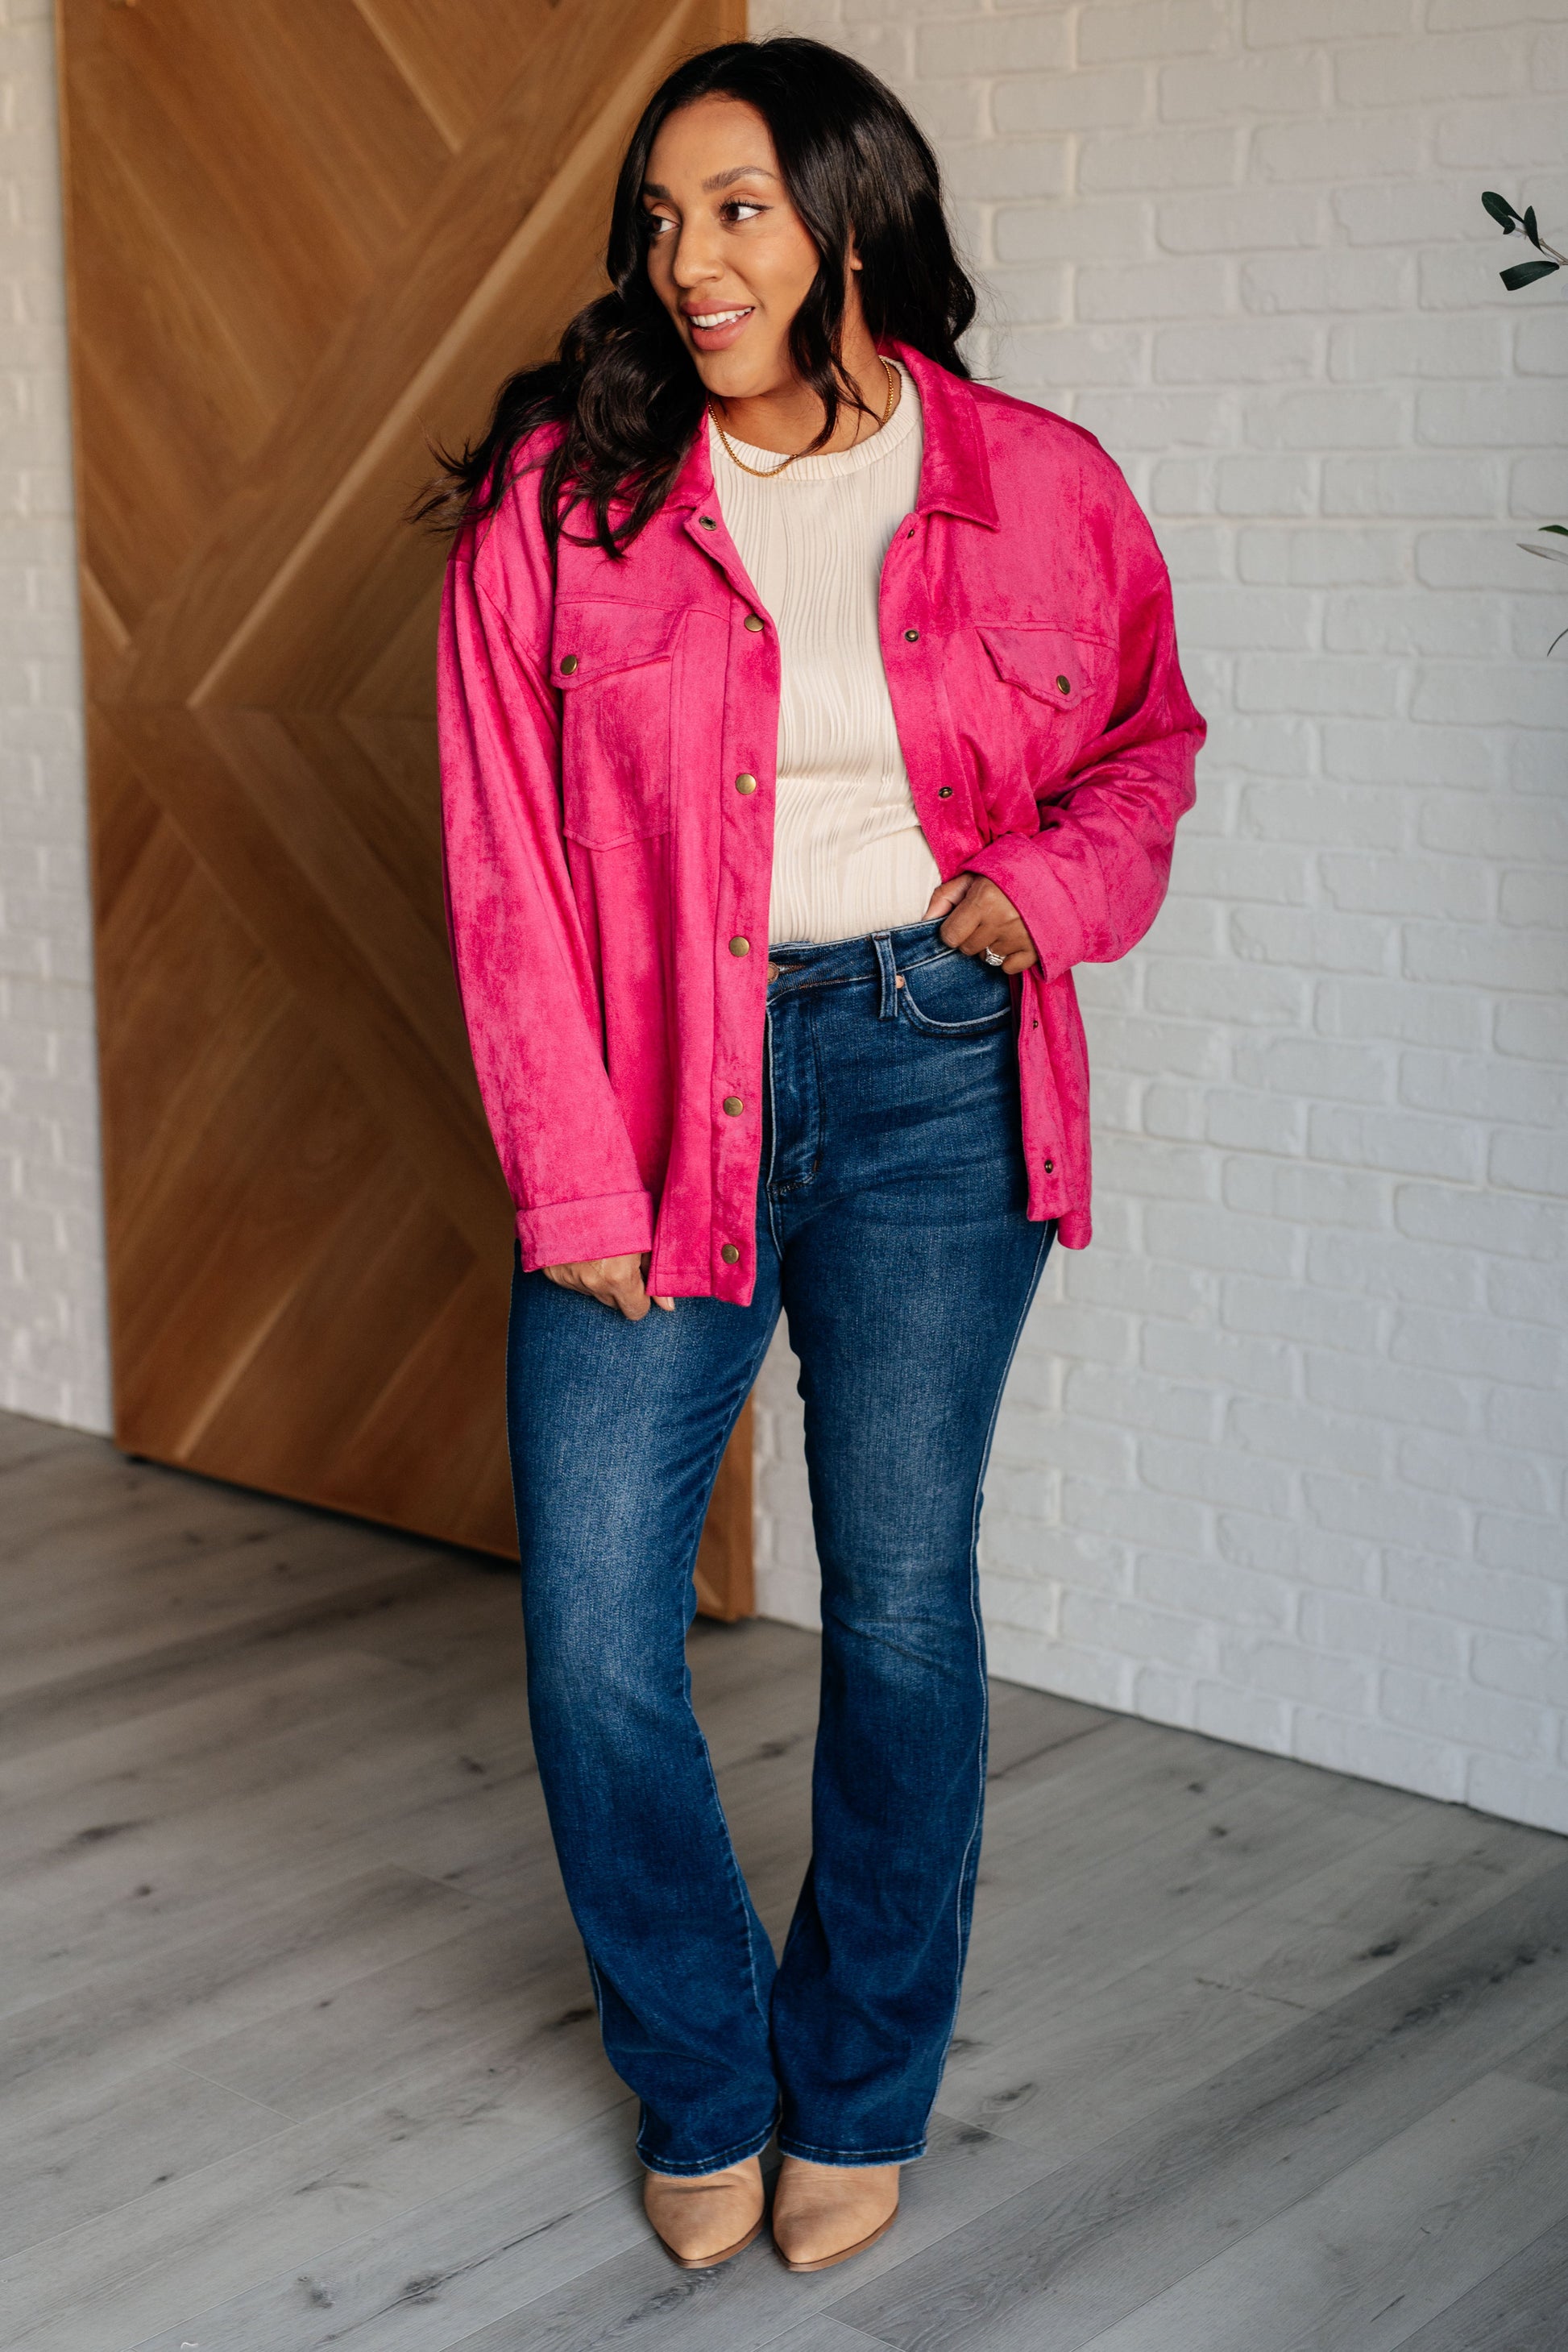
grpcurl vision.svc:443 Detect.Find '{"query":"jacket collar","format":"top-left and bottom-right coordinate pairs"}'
top-left (666, 418), bottom-right (718, 517)
top-left (664, 341), bottom-right (998, 532)
top-left (887, 341), bottom-right (998, 531)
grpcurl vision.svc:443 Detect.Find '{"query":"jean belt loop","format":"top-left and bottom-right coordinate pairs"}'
top-left (872, 930), bottom-right (899, 1019)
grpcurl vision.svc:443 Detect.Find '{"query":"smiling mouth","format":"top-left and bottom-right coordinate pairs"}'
top-left (685, 307), bottom-right (753, 329)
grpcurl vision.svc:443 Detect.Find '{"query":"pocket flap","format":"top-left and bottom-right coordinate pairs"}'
top-left (551, 602), bottom-right (685, 688)
top-left (977, 623), bottom-right (1104, 711)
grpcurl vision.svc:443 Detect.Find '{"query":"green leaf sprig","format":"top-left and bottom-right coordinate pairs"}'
top-left (1516, 528), bottom-right (1568, 657)
top-left (1482, 192), bottom-right (1566, 291)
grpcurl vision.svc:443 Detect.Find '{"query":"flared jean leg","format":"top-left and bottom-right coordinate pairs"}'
top-left (761, 925), bottom-right (1056, 2165)
top-left (767, 1194), bottom-right (1054, 2163)
top-left (505, 1255), bottom-right (782, 2175)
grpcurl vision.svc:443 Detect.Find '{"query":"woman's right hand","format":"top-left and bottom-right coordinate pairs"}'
top-left (542, 1254), bottom-right (674, 1319)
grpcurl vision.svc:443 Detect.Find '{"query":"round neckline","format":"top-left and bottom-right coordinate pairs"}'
top-left (709, 362), bottom-right (919, 483)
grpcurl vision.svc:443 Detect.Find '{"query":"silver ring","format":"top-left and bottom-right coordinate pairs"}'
top-left (982, 948), bottom-right (1006, 968)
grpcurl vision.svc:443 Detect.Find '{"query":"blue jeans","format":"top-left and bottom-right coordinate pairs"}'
top-left (506, 920), bottom-right (1054, 2174)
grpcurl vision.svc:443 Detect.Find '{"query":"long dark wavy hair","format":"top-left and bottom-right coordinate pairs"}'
top-left (416, 37), bottom-right (977, 556)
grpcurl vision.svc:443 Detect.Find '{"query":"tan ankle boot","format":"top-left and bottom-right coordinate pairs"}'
top-left (643, 2155), bottom-right (765, 2267)
top-left (771, 2155), bottom-right (900, 2272)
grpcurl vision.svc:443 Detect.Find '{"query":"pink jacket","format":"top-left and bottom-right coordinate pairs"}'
top-left (438, 343), bottom-right (1204, 1304)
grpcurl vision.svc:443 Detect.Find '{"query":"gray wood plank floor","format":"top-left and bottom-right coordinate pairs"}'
top-left (3, 1408), bottom-right (1566, 2352)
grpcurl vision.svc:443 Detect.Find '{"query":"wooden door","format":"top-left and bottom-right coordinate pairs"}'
top-left (56, 0), bottom-right (753, 1616)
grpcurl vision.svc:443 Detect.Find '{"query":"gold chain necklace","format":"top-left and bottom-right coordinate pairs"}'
top-left (709, 357), bottom-right (899, 480)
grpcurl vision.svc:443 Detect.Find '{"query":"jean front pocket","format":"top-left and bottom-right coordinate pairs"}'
top-left (898, 948), bottom-right (1014, 1037)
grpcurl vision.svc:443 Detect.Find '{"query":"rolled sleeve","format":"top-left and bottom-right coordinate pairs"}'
top-left (438, 528), bottom-right (655, 1271)
top-left (516, 1189), bottom-right (655, 1273)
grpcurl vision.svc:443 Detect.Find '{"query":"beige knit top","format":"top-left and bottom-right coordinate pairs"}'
top-left (707, 363), bottom-right (941, 946)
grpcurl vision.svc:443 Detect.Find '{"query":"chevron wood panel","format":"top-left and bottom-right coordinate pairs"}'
top-left (57, 0), bottom-right (754, 1610)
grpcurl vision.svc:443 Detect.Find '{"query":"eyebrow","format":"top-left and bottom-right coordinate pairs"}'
top-left (641, 165), bottom-right (780, 199)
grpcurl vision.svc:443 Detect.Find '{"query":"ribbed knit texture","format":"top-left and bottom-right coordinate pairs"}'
top-left (708, 364), bottom-right (940, 945)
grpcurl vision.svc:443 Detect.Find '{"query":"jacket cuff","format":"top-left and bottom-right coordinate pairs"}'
top-left (964, 833), bottom-right (1088, 982)
top-left (517, 1190), bottom-right (655, 1272)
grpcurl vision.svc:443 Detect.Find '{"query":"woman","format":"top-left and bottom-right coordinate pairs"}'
top-left (434, 36), bottom-right (1202, 2275)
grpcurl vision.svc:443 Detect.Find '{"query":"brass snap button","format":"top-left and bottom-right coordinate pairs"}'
top-left (744, 614), bottom-right (765, 632)
top-left (1043, 1158), bottom-right (1055, 1172)
top-left (723, 1096), bottom-right (744, 1116)
top-left (699, 516), bottom-right (716, 529)
top-left (559, 654), bottom-right (579, 674)
top-left (728, 936), bottom-right (750, 956)
top-left (937, 786), bottom-right (952, 799)
top-left (735, 773), bottom-right (758, 794)
top-left (1056, 674), bottom-right (1071, 695)
top-left (720, 1242), bottom-right (741, 1264)
top-left (903, 628), bottom-right (919, 642)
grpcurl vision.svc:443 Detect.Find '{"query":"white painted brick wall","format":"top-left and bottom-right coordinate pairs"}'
top-left (0, 0), bottom-right (108, 1431)
top-left (753, 0), bottom-right (1568, 1832)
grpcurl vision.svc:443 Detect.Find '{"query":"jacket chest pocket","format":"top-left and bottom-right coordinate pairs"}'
top-left (553, 604), bottom-right (683, 848)
top-left (975, 621), bottom-right (1113, 777)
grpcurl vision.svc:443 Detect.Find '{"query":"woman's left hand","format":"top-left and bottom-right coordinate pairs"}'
top-left (924, 873), bottom-right (1039, 975)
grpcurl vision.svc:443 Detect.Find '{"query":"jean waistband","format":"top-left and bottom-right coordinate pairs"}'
top-left (766, 919), bottom-right (948, 990)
